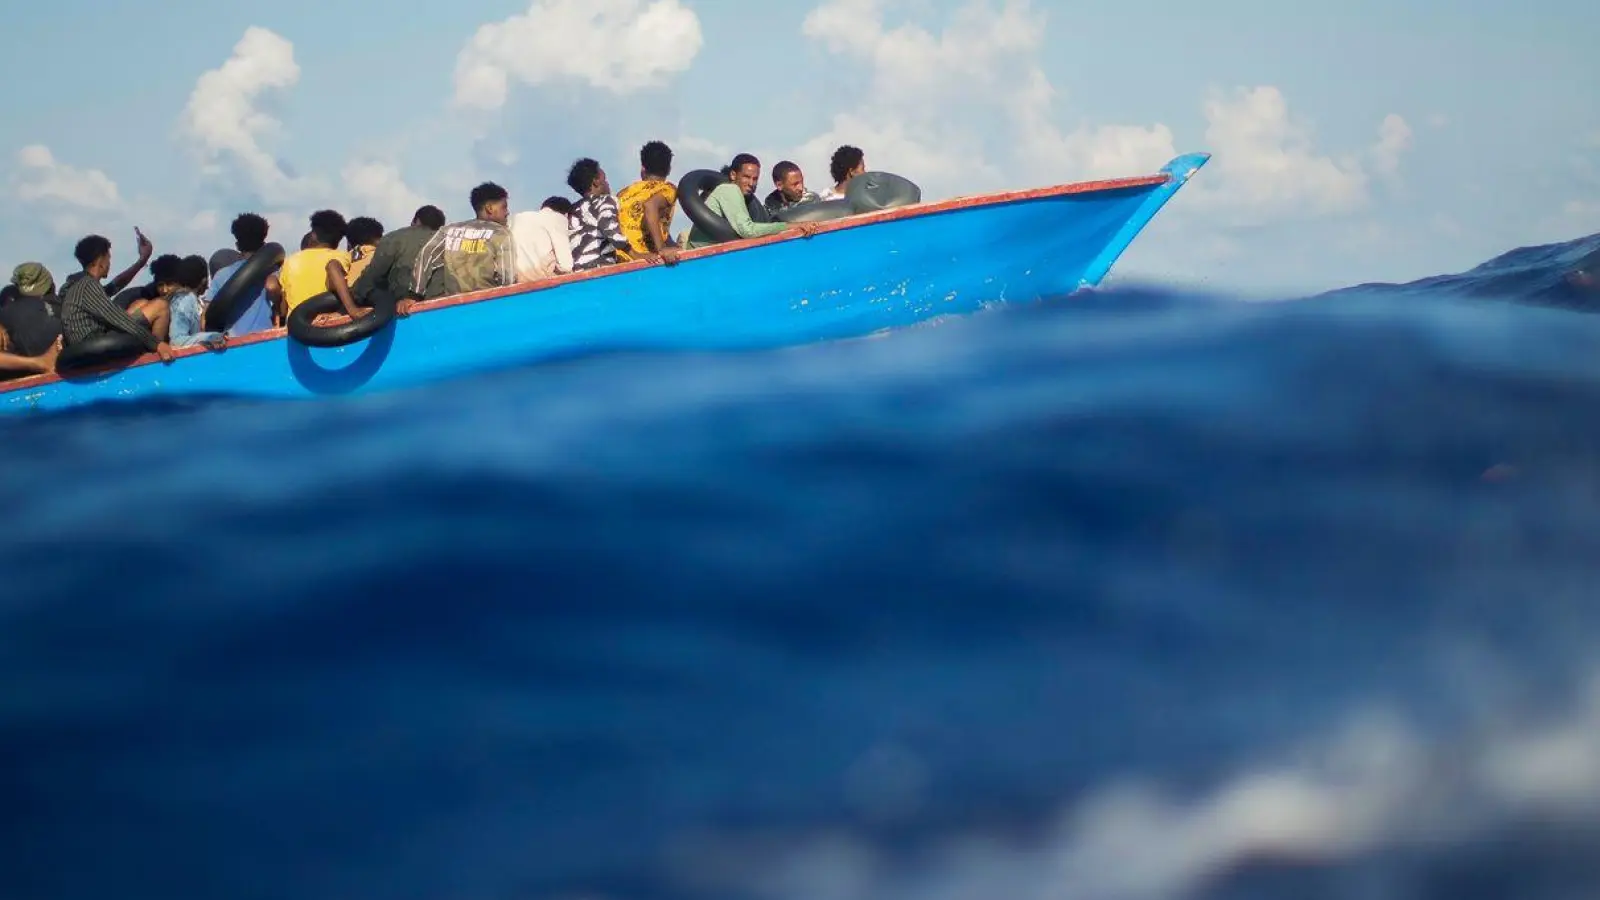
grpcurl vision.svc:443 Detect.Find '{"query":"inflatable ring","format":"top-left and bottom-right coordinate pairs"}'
top-left (56, 331), bottom-right (149, 372)
top-left (846, 172), bottom-right (923, 213)
top-left (675, 169), bottom-right (741, 245)
top-left (287, 292), bottom-right (396, 348)
top-left (774, 199), bottom-right (856, 224)
top-left (204, 242), bottom-right (285, 332)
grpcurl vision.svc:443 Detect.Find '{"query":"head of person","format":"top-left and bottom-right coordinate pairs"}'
top-left (412, 205), bottom-right (446, 230)
top-left (830, 145), bottom-right (866, 186)
top-left (346, 216), bottom-right (385, 250)
top-left (307, 210), bottom-right (347, 250)
top-left (541, 196), bottom-right (574, 216)
top-left (148, 254), bottom-right (182, 293)
top-left (772, 160), bottom-right (807, 202)
top-left (73, 234), bottom-right (113, 278)
top-left (11, 262), bottom-right (55, 298)
top-left (231, 212), bottom-right (270, 254)
top-left (470, 182), bottom-right (510, 224)
top-left (208, 248), bottom-right (243, 277)
top-left (300, 232), bottom-right (316, 250)
top-left (640, 140), bottom-right (673, 181)
top-left (176, 255), bottom-right (210, 295)
top-left (725, 153), bottom-right (761, 196)
top-left (567, 159), bottom-right (608, 198)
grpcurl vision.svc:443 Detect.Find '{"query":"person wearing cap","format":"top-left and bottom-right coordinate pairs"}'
top-left (0, 262), bottom-right (63, 378)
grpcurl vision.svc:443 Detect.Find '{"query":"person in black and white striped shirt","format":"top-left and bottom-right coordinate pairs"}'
top-left (566, 159), bottom-right (633, 271)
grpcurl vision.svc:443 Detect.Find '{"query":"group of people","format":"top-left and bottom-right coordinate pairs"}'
top-left (0, 141), bottom-right (870, 381)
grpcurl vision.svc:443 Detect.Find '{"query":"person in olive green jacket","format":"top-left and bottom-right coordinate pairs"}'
top-left (410, 183), bottom-right (517, 302)
top-left (351, 204), bottom-right (447, 316)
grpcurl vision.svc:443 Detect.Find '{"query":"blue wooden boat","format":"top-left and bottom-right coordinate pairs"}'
top-left (0, 153), bottom-right (1209, 415)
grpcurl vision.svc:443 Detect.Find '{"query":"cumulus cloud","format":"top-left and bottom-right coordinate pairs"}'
top-left (793, 0), bottom-right (1410, 231)
top-left (179, 26), bottom-right (304, 201)
top-left (1371, 113), bottom-right (1414, 178)
top-left (453, 0), bottom-right (703, 110)
top-left (341, 161), bottom-right (430, 228)
top-left (8, 144), bottom-right (125, 238)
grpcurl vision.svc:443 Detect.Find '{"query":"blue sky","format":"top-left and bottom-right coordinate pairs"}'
top-left (1, 0), bottom-right (1596, 295)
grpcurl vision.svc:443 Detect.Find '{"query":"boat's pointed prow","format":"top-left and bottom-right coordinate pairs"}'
top-left (1077, 150), bottom-right (1211, 289)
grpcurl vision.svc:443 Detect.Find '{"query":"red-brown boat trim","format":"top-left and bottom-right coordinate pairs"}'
top-left (1, 171), bottom-right (1170, 397)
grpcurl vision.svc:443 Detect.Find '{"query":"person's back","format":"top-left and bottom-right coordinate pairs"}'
top-left (352, 205), bottom-right (446, 315)
top-left (615, 140), bottom-right (679, 262)
top-left (279, 245), bottom-right (351, 314)
top-left (412, 183), bottom-right (515, 299)
top-left (212, 213), bottom-right (276, 336)
top-left (0, 263), bottom-right (62, 366)
top-left (510, 197), bottom-right (575, 282)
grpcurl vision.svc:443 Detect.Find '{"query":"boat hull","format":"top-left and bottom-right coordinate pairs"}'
top-left (1, 153), bottom-right (1209, 414)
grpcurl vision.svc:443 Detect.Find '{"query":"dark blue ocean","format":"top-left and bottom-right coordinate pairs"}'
top-left (5, 233), bottom-right (1600, 900)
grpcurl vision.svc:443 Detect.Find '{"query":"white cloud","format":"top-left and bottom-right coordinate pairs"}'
top-left (1371, 113), bottom-right (1414, 178)
top-left (341, 160), bottom-right (429, 228)
top-left (179, 26), bottom-right (305, 200)
top-left (454, 0), bottom-right (702, 110)
top-left (1428, 112), bottom-right (1451, 129)
top-left (12, 145), bottom-right (121, 211)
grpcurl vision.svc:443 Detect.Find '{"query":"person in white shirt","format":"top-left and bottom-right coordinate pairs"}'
top-left (510, 197), bottom-right (577, 283)
top-left (818, 145), bottom-right (867, 201)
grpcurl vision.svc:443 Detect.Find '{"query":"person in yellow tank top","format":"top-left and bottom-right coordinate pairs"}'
top-left (267, 210), bottom-right (364, 324)
top-left (615, 140), bottom-right (679, 265)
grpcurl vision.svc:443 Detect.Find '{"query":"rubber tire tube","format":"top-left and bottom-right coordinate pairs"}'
top-left (774, 199), bottom-right (856, 223)
top-left (287, 292), bottom-right (397, 348)
top-left (204, 242), bottom-right (285, 332)
top-left (675, 170), bottom-right (741, 245)
top-left (846, 172), bottom-right (923, 213)
top-left (56, 331), bottom-right (149, 372)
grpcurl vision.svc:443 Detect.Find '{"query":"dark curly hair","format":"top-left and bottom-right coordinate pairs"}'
top-left (829, 145), bottom-right (865, 184)
top-left (567, 158), bottom-right (601, 196)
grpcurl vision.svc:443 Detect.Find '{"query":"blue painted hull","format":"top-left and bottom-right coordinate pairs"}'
top-left (1, 154), bottom-right (1209, 414)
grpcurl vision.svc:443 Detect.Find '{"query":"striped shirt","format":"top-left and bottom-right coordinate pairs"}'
top-left (410, 218), bottom-right (515, 300)
top-left (60, 272), bottom-right (159, 351)
top-left (569, 195), bottom-right (632, 271)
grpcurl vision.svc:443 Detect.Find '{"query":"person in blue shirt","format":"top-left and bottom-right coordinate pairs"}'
top-left (209, 213), bottom-right (277, 336)
top-left (168, 256), bottom-right (225, 350)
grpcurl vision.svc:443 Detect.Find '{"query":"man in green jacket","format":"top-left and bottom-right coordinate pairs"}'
top-left (351, 204), bottom-right (447, 315)
top-left (686, 154), bottom-right (819, 249)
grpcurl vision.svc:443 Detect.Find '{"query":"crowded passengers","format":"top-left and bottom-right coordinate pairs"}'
top-left (0, 141), bottom-right (867, 381)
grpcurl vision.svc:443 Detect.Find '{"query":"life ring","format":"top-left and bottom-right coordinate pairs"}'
top-left (675, 169), bottom-right (741, 245)
top-left (204, 242), bottom-right (285, 332)
top-left (56, 331), bottom-right (148, 372)
top-left (286, 292), bottom-right (396, 348)
top-left (846, 172), bottom-right (922, 213)
top-left (774, 199), bottom-right (856, 224)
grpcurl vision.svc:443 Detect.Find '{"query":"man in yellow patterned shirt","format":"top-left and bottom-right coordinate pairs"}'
top-left (615, 141), bottom-right (679, 265)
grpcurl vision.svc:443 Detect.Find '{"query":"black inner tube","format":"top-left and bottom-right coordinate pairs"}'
top-left (846, 172), bottom-right (922, 213)
top-left (56, 331), bottom-right (149, 373)
top-left (774, 199), bottom-right (856, 224)
top-left (286, 292), bottom-right (396, 348)
top-left (204, 242), bottom-right (285, 332)
top-left (675, 170), bottom-right (741, 245)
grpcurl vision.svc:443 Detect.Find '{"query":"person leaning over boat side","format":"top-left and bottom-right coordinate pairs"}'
top-left (684, 154), bottom-right (819, 250)
top-left (567, 158), bottom-right (634, 271)
top-left (0, 263), bottom-right (63, 363)
top-left (616, 140), bottom-right (680, 265)
top-left (267, 210), bottom-right (362, 320)
top-left (343, 217), bottom-right (385, 287)
top-left (764, 160), bottom-right (819, 216)
top-left (818, 145), bottom-right (867, 201)
top-left (167, 255), bottom-right (226, 350)
top-left (59, 226), bottom-right (154, 303)
top-left (209, 213), bottom-right (278, 338)
top-left (60, 233), bottom-right (174, 362)
top-left (410, 183), bottom-right (516, 300)
top-left (352, 204), bottom-right (446, 316)
top-left (510, 196), bottom-right (576, 282)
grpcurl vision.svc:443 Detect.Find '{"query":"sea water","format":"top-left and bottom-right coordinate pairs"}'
top-left (3, 234), bottom-right (1600, 899)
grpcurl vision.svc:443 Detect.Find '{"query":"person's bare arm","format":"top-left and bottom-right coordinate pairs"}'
top-left (266, 272), bottom-right (285, 326)
top-left (326, 260), bottom-right (366, 318)
top-left (643, 194), bottom-right (679, 265)
top-left (0, 331), bottom-right (59, 374)
top-left (106, 227), bottom-right (154, 295)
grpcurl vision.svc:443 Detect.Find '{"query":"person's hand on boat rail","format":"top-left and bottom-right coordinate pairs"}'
top-left (794, 222), bottom-right (821, 238)
top-left (155, 342), bottom-right (175, 363)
